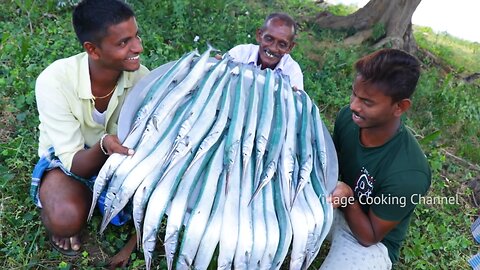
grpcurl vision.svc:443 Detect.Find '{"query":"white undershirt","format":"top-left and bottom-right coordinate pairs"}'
top-left (92, 108), bottom-right (106, 126)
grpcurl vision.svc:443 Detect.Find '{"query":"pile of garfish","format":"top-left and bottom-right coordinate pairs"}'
top-left (88, 46), bottom-right (338, 270)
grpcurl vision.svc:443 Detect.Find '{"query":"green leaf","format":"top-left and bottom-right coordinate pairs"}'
top-left (419, 130), bottom-right (441, 146)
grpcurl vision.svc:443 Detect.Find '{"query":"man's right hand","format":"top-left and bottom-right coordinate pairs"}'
top-left (328, 181), bottom-right (354, 208)
top-left (102, 134), bottom-right (135, 156)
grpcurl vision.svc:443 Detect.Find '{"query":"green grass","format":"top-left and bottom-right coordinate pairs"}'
top-left (414, 25), bottom-right (480, 75)
top-left (1, 0), bottom-right (479, 269)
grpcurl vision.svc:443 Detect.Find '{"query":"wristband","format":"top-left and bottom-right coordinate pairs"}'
top-left (100, 133), bottom-right (109, 155)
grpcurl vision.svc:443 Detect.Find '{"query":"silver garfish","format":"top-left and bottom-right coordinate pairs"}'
top-left (270, 171), bottom-right (293, 270)
top-left (141, 148), bottom-right (194, 270)
top-left (251, 73), bottom-right (286, 202)
top-left (100, 46), bottom-right (214, 230)
top-left (293, 90), bottom-right (313, 203)
top-left (311, 147), bottom-right (333, 262)
top-left (176, 139), bottom-right (225, 270)
top-left (248, 158), bottom-right (267, 270)
top-left (302, 180), bottom-right (324, 269)
top-left (240, 67), bottom-right (259, 178)
top-left (162, 63), bottom-right (231, 178)
top-left (185, 71), bottom-right (233, 174)
top-left (129, 44), bottom-right (213, 150)
top-left (311, 104), bottom-right (327, 183)
top-left (91, 50), bottom-right (199, 225)
top-left (252, 68), bottom-right (275, 197)
top-left (99, 99), bottom-right (191, 233)
top-left (289, 190), bottom-right (310, 270)
top-left (217, 143), bottom-right (242, 270)
top-left (233, 155), bottom-right (254, 269)
top-left (101, 93), bottom-right (187, 222)
top-left (124, 50), bottom-right (197, 149)
top-left (164, 56), bottom-right (229, 168)
top-left (192, 171), bottom-right (228, 270)
top-left (88, 153), bottom-right (126, 222)
top-left (223, 65), bottom-right (246, 193)
top-left (259, 180), bottom-right (280, 270)
top-left (164, 141), bottom-right (219, 270)
top-left (278, 84), bottom-right (298, 211)
top-left (322, 120), bottom-right (339, 194)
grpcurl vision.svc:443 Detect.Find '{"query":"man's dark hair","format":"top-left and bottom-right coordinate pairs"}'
top-left (72, 0), bottom-right (135, 46)
top-left (261, 12), bottom-right (297, 40)
top-left (355, 48), bottom-right (421, 102)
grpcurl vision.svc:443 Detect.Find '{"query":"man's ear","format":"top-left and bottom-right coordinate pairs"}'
top-left (286, 40), bottom-right (296, 54)
top-left (394, 98), bottom-right (411, 117)
top-left (83, 41), bottom-right (100, 60)
top-left (255, 29), bottom-right (262, 43)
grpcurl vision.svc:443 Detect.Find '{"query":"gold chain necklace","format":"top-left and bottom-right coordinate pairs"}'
top-left (93, 85), bottom-right (117, 100)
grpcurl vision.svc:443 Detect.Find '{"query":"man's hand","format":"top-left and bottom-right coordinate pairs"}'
top-left (102, 134), bottom-right (135, 156)
top-left (108, 234), bottom-right (137, 269)
top-left (328, 181), bottom-right (354, 208)
top-left (329, 182), bottom-right (401, 246)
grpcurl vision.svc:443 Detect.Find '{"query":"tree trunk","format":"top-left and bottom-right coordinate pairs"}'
top-left (314, 0), bottom-right (421, 52)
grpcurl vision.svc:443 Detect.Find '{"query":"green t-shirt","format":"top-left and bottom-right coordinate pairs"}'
top-left (333, 106), bottom-right (431, 263)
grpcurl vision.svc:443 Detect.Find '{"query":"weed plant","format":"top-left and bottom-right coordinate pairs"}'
top-left (0, 0), bottom-right (478, 269)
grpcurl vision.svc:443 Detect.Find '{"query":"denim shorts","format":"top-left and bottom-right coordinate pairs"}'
top-left (30, 146), bottom-right (131, 226)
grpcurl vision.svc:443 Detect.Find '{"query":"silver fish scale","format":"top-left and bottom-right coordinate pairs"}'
top-left (90, 47), bottom-right (338, 270)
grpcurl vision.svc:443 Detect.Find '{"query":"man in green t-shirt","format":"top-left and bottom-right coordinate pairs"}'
top-left (320, 49), bottom-right (431, 270)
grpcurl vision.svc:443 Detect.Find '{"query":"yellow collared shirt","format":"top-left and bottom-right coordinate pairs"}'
top-left (35, 52), bottom-right (149, 170)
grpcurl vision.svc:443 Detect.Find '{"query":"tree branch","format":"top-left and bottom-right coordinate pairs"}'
top-left (407, 125), bottom-right (480, 172)
top-left (464, 73), bottom-right (480, 83)
top-left (443, 150), bottom-right (480, 172)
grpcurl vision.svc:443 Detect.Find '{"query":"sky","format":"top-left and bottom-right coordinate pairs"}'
top-left (325, 0), bottom-right (480, 43)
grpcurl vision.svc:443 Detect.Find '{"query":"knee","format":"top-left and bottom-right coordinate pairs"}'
top-left (39, 172), bottom-right (91, 236)
top-left (42, 198), bottom-right (88, 237)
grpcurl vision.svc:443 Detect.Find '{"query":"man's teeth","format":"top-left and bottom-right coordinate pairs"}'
top-left (265, 50), bottom-right (275, 58)
top-left (127, 55), bottom-right (140, 60)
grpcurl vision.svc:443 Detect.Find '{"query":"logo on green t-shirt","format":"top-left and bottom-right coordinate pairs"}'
top-left (354, 167), bottom-right (375, 199)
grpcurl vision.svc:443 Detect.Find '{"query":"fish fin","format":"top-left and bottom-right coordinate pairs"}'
top-left (206, 41), bottom-right (220, 53)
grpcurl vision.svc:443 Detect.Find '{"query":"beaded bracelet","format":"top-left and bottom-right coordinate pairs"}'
top-left (100, 133), bottom-right (109, 155)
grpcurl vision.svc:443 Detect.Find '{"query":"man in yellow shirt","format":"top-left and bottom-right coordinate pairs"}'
top-left (30, 0), bottom-right (148, 267)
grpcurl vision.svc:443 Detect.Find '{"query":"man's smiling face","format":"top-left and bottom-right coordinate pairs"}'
top-left (255, 18), bottom-right (295, 70)
top-left (95, 17), bottom-right (143, 72)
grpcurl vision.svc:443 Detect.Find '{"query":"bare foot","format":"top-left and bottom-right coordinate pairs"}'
top-left (50, 235), bottom-right (81, 256)
top-left (108, 234), bottom-right (137, 269)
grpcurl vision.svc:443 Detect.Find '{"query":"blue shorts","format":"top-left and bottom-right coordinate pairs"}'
top-left (30, 146), bottom-right (131, 226)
